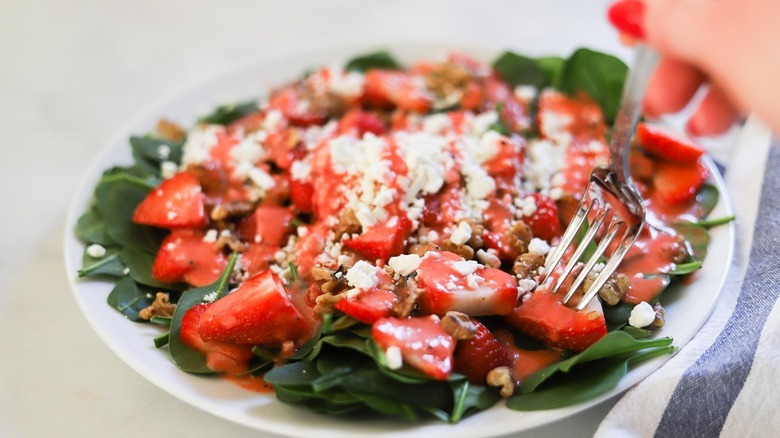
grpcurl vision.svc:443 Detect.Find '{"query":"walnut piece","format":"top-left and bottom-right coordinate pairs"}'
top-left (425, 61), bottom-right (474, 100)
top-left (335, 209), bottom-right (361, 238)
top-left (441, 311), bottom-right (477, 340)
top-left (486, 366), bottom-right (515, 398)
top-left (594, 273), bottom-right (630, 306)
top-left (154, 119), bottom-right (186, 143)
top-left (392, 278), bottom-right (421, 318)
top-left (139, 292), bottom-right (176, 320)
top-left (440, 240), bottom-right (475, 260)
top-left (210, 200), bottom-right (256, 221)
top-left (513, 252), bottom-right (545, 279)
top-left (507, 220), bottom-right (533, 256)
top-left (313, 290), bottom-right (348, 316)
top-left (651, 302), bottom-right (666, 328)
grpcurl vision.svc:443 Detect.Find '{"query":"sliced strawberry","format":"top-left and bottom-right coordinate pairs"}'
top-left (268, 86), bottom-right (327, 127)
top-left (337, 109), bottom-right (386, 137)
top-left (343, 215), bottom-right (412, 261)
top-left (132, 172), bottom-right (207, 228)
top-left (237, 205), bottom-right (295, 247)
top-left (372, 315), bottom-right (455, 380)
top-left (505, 290), bottom-right (607, 352)
top-left (362, 70), bottom-right (431, 113)
top-left (152, 229), bottom-right (227, 287)
top-left (560, 139), bottom-right (610, 196)
top-left (483, 133), bottom-right (524, 180)
top-left (636, 122), bottom-right (706, 163)
top-left (454, 320), bottom-right (511, 385)
top-left (416, 251), bottom-right (518, 316)
top-left (335, 288), bottom-right (398, 324)
top-left (289, 178), bottom-right (314, 214)
top-left (198, 271), bottom-right (312, 346)
top-left (179, 303), bottom-right (255, 375)
top-left (524, 194), bottom-right (562, 242)
top-left (628, 149), bottom-right (655, 182)
top-left (652, 160), bottom-right (709, 205)
top-left (264, 128), bottom-right (304, 171)
top-left (537, 90), bottom-right (606, 142)
top-left (240, 243), bottom-right (278, 277)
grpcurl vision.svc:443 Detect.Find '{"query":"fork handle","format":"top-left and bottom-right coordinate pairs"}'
top-left (609, 45), bottom-right (659, 181)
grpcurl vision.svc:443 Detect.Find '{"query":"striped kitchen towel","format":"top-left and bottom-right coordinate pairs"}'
top-left (595, 119), bottom-right (778, 438)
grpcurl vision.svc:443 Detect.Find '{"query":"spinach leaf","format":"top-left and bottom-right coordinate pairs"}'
top-left (671, 222), bottom-right (710, 262)
top-left (449, 379), bottom-right (501, 423)
top-left (692, 215), bottom-right (735, 228)
top-left (667, 261), bottom-right (703, 276)
top-left (198, 101), bottom-right (259, 125)
top-left (94, 172), bottom-right (165, 253)
top-left (75, 204), bottom-right (115, 246)
top-left (535, 56), bottom-right (565, 89)
top-left (168, 254), bottom-right (238, 373)
top-left (106, 276), bottom-right (156, 321)
top-left (345, 51), bottom-right (402, 72)
top-left (697, 183), bottom-right (720, 219)
top-left (78, 246), bottom-right (127, 278)
top-left (507, 345), bottom-right (674, 410)
top-left (492, 52), bottom-right (548, 88)
top-left (603, 301), bottom-right (635, 328)
top-left (130, 136), bottom-right (183, 177)
top-left (519, 331), bottom-right (673, 393)
top-left (558, 48), bottom-right (628, 123)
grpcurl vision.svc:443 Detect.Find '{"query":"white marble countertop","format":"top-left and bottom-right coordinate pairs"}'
top-left (0, 1), bottom-right (628, 436)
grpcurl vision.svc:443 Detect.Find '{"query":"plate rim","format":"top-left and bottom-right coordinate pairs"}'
top-left (63, 41), bottom-right (736, 438)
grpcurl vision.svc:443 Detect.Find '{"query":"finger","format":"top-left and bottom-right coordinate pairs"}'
top-left (643, 0), bottom-right (721, 65)
top-left (686, 85), bottom-right (742, 137)
top-left (643, 57), bottom-right (706, 118)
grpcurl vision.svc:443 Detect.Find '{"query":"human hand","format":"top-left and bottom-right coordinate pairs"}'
top-left (607, 0), bottom-right (780, 136)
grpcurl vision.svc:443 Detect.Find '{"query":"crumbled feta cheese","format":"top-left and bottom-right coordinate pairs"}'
top-left (516, 196), bottom-right (537, 217)
top-left (476, 249), bottom-right (501, 268)
top-left (157, 144), bottom-right (171, 159)
top-left (422, 113), bottom-right (452, 135)
top-left (346, 288), bottom-right (362, 300)
top-left (290, 160), bottom-right (312, 181)
top-left (297, 226), bottom-right (308, 237)
top-left (451, 260), bottom-right (479, 276)
top-left (385, 346), bottom-right (403, 370)
top-left (203, 291), bottom-right (218, 303)
top-left (628, 302), bottom-right (657, 328)
top-left (231, 131), bottom-right (268, 179)
top-left (86, 244), bottom-right (106, 258)
top-left (514, 85), bottom-right (537, 102)
top-left (449, 221), bottom-right (472, 245)
top-left (549, 187), bottom-right (564, 200)
top-left (123, 267), bottom-right (130, 275)
top-left (203, 229), bottom-right (218, 243)
top-left (328, 69), bottom-right (365, 97)
top-left (470, 110), bottom-right (499, 137)
top-left (466, 274), bottom-right (484, 289)
top-left (524, 139), bottom-right (566, 191)
top-left (345, 260), bottom-right (380, 290)
top-left (388, 254), bottom-right (422, 276)
top-left (528, 238), bottom-right (551, 255)
top-left (476, 130), bottom-right (503, 163)
top-left (181, 125), bottom-right (222, 167)
top-left (517, 278), bottom-right (537, 293)
top-left (160, 161), bottom-right (178, 178)
top-left (262, 109), bottom-right (284, 132)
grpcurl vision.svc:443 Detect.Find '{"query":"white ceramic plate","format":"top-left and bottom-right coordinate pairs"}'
top-left (63, 42), bottom-right (735, 438)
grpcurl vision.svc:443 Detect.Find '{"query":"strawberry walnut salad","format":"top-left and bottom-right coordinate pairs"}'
top-left (75, 49), bottom-right (730, 421)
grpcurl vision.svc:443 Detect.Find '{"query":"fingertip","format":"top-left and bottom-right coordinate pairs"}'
top-left (686, 87), bottom-right (741, 137)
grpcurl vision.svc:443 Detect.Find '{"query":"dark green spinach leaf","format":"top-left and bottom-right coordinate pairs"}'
top-left (78, 246), bottom-right (126, 278)
top-left (345, 51), bottom-right (402, 72)
top-left (198, 101), bottom-right (259, 125)
top-left (558, 48), bottom-right (628, 123)
top-left (106, 276), bottom-right (156, 321)
top-left (492, 52), bottom-right (548, 88)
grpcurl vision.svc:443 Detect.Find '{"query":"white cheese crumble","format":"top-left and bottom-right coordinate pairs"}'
top-left (466, 274), bottom-right (484, 289)
top-left (470, 110), bottom-right (499, 137)
top-left (231, 130), bottom-right (268, 179)
top-left (385, 345), bottom-right (403, 370)
top-left (517, 278), bottom-right (537, 293)
top-left (290, 160), bottom-right (312, 181)
top-left (451, 260), bottom-right (479, 276)
top-left (160, 161), bottom-right (178, 179)
top-left (514, 85), bottom-right (537, 102)
top-left (262, 109), bottom-right (284, 132)
top-left (628, 302), bottom-right (657, 328)
top-left (202, 229), bottom-right (218, 243)
top-left (86, 244), bottom-right (107, 258)
top-left (157, 144), bottom-right (171, 159)
top-left (203, 291), bottom-right (218, 303)
top-left (449, 221), bottom-right (472, 245)
top-left (388, 254), bottom-right (422, 276)
top-left (476, 130), bottom-right (503, 163)
top-left (422, 113), bottom-right (452, 135)
top-left (524, 139), bottom-right (567, 191)
top-left (181, 125), bottom-right (222, 167)
top-left (327, 67), bottom-right (365, 98)
top-left (476, 249), bottom-right (501, 268)
top-left (528, 238), bottom-right (551, 255)
top-left (516, 195), bottom-right (537, 217)
top-left (345, 260), bottom-right (380, 290)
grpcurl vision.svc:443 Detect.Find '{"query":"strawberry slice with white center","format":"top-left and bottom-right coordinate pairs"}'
top-left (505, 289), bottom-right (607, 352)
top-left (335, 288), bottom-right (399, 325)
top-left (415, 250), bottom-right (518, 316)
top-left (637, 122), bottom-right (706, 163)
top-left (197, 271), bottom-right (314, 346)
top-left (132, 171), bottom-right (207, 228)
top-left (372, 315), bottom-right (455, 380)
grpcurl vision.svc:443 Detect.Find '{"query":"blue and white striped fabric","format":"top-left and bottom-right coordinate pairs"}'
top-left (596, 119), bottom-right (779, 438)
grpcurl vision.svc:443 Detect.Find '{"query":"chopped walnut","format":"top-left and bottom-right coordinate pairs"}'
top-left (154, 119), bottom-right (186, 143)
top-left (507, 220), bottom-right (533, 256)
top-left (441, 240), bottom-right (475, 260)
top-left (466, 222), bottom-right (485, 249)
top-left (216, 230), bottom-right (244, 253)
top-left (313, 290), bottom-right (348, 316)
top-left (139, 292), bottom-right (176, 320)
top-left (393, 278), bottom-right (421, 318)
top-left (310, 266), bottom-right (333, 282)
top-left (651, 302), bottom-right (666, 328)
top-left (408, 243), bottom-right (440, 257)
top-left (425, 61), bottom-right (474, 100)
top-left (593, 272), bottom-right (630, 306)
top-left (441, 311), bottom-right (477, 340)
top-left (513, 252), bottom-right (545, 279)
top-left (335, 209), bottom-right (361, 238)
top-left (210, 201), bottom-right (256, 222)
top-left (487, 366), bottom-right (515, 398)
top-left (303, 80), bottom-right (350, 118)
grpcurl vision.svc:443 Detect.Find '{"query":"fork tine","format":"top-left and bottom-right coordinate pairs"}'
top-left (575, 225), bottom-right (635, 311)
top-left (563, 218), bottom-right (622, 304)
top-left (551, 206), bottom-right (610, 294)
top-left (539, 197), bottom-right (596, 285)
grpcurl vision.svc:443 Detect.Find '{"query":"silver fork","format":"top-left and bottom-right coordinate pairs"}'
top-left (538, 45), bottom-right (658, 311)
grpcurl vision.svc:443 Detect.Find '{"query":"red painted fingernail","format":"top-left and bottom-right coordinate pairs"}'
top-left (608, 0), bottom-right (646, 40)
